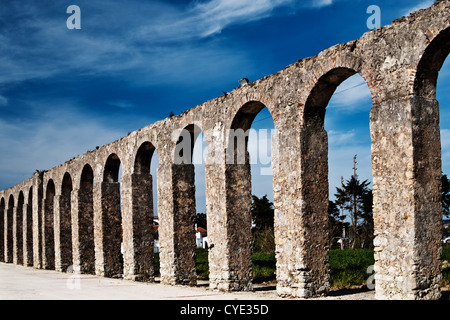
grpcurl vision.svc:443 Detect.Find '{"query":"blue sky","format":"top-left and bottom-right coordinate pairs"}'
top-left (0, 0), bottom-right (448, 213)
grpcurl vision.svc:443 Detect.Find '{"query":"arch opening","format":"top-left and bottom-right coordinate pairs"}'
top-left (302, 68), bottom-right (374, 295)
top-left (415, 27), bottom-right (450, 99)
top-left (414, 26), bottom-right (450, 297)
top-left (225, 101), bottom-right (276, 290)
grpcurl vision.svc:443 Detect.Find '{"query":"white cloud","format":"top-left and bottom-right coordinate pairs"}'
top-left (0, 102), bottom-right (124, 189)
top-left (402, 0), bottom-right (434, 16)
top-left (327, 74), bottom-right (373, 113)
top-left (0, 95), bottom-right (7, 106)
top-left (328, 129), bottom-right (356, 146)
top-left (311, 0), bottom-right (334, 8)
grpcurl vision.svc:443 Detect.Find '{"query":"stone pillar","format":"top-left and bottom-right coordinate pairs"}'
top-left (43, 195), bottom-right (55, 270)
top-left (24, 199), bottom-right (34, 267)
top-left (54, 193), bottom-right (73, 272)
top-left (94, 182), bottom-right (123, 278)
top-left (371, 96), bottom-right (442, 300)
top-left (0, 200), bottom-right (4, 262)
top-left (72, 187), bottom-right (95, 274)
top-left (274, 123), bottom-right (330, 298)
top-left (6, 199), bottom-right (14, 263)
top-left (157, 163), bottom-right (197, 286)
top-left (13, 198), bottom-right (23, 265)
top-left (121, 173), bottom-right (155, 281)
top-left (32, 173), bottom-right (43, 269)
top-left (205, 157), bottom-right (253, 291)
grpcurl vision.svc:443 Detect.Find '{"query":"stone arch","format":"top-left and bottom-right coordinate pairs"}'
top-left (6, 194), bottom-right (14, 263)
top-left (104, 153), bottom-right (121, 183)
top-left (392, 23), bottom-right (450, 299)
top-left (0, 197), bottom-right (5, 262)
top-left (414, 26), bottom-right (450, 99)
top-left (160, 123), bottom-right (205, 286)
top-left (134, 141), bottom-right (156, 174)
top-left (173, 123), bottom-right (203, 165)
top-left (15, 191), bottom-right (24, 265)
top-left (58, 172), bottom-right (73, 271)
top-left (215, 99), bottom-right (276, 291)
top-left (76, 164), bottom-right (95, 274)
top-left (44, 179), bottom-right (56, 269)
top-left (292, 65), bottom-right (376, 297)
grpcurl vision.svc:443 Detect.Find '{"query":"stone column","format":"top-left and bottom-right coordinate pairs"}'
top-left (32, 173), bottom-right (43, 269)
top-left (121, 173), bottom-right (155, 281)
top-left (157, 163), bottom-right (197, 286)
top-left (371, 96), bottom-right (442, 300)
top-left (206, 155), bottom-right (253, 291)
top-left (24, 199), bottom-right (34, 267)
top-left (94, 181), bottom-right (123, 278)
top-left (0, 200), bottom-right (4, 262)
top-left (73, 187), bottom-right (95, 274)
top-left (43, 194), bottom-right (55, 270)
top-left (274, 123), bottom-right (330, 298)
top-left (54, 193), bottom-right (73, 272)
top-left (5, 199), bottom-right (14, 263)
top-left (13, 199), bottom-right (24, 265)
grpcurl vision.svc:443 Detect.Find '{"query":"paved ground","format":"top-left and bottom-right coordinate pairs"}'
top-left (0, 263), bottom-right (377, 300)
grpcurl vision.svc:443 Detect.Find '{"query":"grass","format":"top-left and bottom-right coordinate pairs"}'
top-left (153, 246), bottom-right (450, 289)
top-left (328, 249), bottom-right (374, 289)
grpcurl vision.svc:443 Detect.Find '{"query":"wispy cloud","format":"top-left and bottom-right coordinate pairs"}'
top-left (402, 0), bottom-right (434, 16)
top-left (0, 100), bottom-right (124, 189)
top-left (327, 74), bottom-right (372, 113)
top-left (0, 95), bottom-right (7, 107)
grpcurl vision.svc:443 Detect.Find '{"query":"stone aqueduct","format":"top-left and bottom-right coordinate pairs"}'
top-left (1, 1), bottom-right (450, 300)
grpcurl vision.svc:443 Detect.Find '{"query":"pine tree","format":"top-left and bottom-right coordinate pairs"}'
top-left (334, 155), bottom-right (372, 248)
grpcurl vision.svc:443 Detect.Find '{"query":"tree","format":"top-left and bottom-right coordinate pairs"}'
top-left (328, 200), bottom-right (349, 249)
top-left (251, 195), bottom-right (275, 254)
top-left (334, 155), bottom-right (372, 248)
top-left (196, 212), bottom-right (207, 229)
top-left (251, 194), bottom-right (274, 230)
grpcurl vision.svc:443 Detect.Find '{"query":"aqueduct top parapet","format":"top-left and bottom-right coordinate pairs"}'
top-left (1, 0), bottom-right (449, 299)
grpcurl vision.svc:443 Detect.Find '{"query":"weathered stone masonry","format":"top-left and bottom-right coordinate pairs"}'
top-left (1, 1), bottom-right (449, 300)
